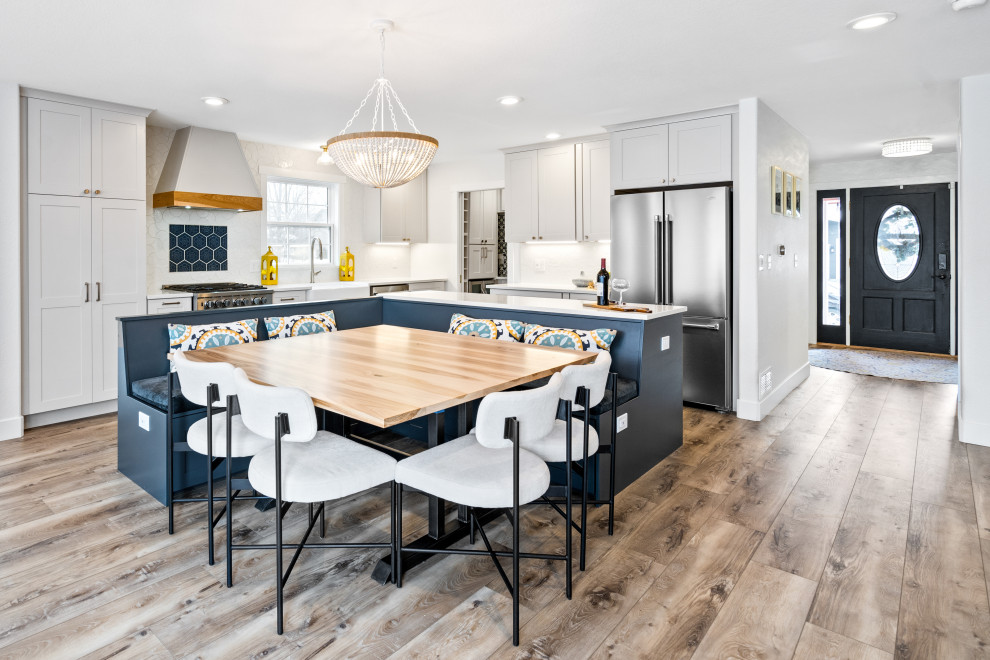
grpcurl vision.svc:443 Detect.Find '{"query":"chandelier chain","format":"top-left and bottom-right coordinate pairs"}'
top-left (340, 80), bottom-right (378, 135)
top-left (337, 29), bottom-right (422, 135)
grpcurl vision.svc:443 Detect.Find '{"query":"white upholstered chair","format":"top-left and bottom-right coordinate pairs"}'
top-left (523, 351), bottom-right (613, 571)
top-left (171, 351), bottom-right (269, 572)
top-left (232, 368), bottom-right (398, 635)
top-left (394, 373), bottom-right (564, 647)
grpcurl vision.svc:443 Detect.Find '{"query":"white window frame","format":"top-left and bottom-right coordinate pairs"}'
top-left (265, 175), bottom-right (340, 267)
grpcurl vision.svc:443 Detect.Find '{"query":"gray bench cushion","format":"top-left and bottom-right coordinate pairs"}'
top-left (131, 375), bottom-right (184, 411)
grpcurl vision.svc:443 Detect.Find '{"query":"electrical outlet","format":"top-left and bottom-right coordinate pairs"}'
top-left (661, 335), bottom-right (670, 351)
top-left (535, 258), bottom-right (547, 273)
top-left (794, 253), bottom-right (799, 268)
top-left (138, 411), bottom-right (150, 431)
top-left (767, 254), bottom-right (773, 269)
top-left (759, 254), bottom-right (765, 271)
top-left (616, 413), bottom-right (628, 433)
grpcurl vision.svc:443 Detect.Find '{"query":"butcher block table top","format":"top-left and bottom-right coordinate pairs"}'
top-left (181, 324), bottom-right (595, 427)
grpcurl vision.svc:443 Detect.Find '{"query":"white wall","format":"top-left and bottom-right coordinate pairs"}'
top-left (736, 98), bottom-right (811, 421)
top-left (509, 242), bottom-right (609, 285)
top-left (412, 152), bottom-right (505, 289)
top-left (146, 126), bottom-right (412, 292)
top-left (0, 82), bottom-right (22, 440)
top-left (959, 74), bottom-right (990, 447)
top-left (806, 152), bottom-right (958, 344)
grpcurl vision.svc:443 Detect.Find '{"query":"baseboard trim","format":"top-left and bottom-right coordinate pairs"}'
top-left (0, 415), bottom-right (25, 441)
top-left (736, 361), bottom-right (811, 421)
top-left (25, 400), bottom-right (117, 430)
top-left (959, 413), bottom-right (990, 447)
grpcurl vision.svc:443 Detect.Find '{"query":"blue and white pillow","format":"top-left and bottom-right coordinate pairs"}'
top-left (265, 311), bottom-right (337, 339)
top-left (448, 313), bottom-right (525, 342)
top-left (524, 324), bottom-right (617, 352)
top-left (168, 319), bottom-right (258, 368)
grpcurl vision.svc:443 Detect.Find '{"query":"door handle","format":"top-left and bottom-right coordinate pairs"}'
top-left (664, 214), bottom-right (674, 305)
top-left (84, 282), bottom-right (90, 302)
top-left (655, 215), bottom-right (663, 305)
top-left (96, 282), bottom-right (101, 301)
top-left (684, 321), bottom-right (720, 331)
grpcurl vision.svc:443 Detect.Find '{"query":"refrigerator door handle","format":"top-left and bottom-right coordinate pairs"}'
top-left (683, 321), bottom-right (721, 331)
top-left (663, 214), bottom-right (673, 305)
top-left (654, 214), bottom-right (663, 305)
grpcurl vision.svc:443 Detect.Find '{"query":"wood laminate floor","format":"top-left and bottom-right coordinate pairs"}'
top-left (1, 367), bottom-right (988, 659)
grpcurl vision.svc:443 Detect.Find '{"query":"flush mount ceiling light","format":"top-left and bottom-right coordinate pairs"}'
top-left (325, 19), bottom-right (438, 189)
top-left (847, 12), bottom-right (897, 30)
top-left (545, 132), bottom-right (561, 140)
top-left (497, 95), bottom-right (523, 106)
top-left (950, 0), bottom-right (987, 10)
top-left (201, 96), bottom-right (228, 106)
top-left (316, 144), bottom-right (333, 165)
top-left (881, 137), bottom-right (933, 157)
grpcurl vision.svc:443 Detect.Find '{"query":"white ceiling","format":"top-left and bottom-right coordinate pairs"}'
top-left (3, 0), bottom-right (989, 164)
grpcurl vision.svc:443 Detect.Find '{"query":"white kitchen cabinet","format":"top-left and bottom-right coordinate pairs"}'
top-left (363, 172), bottom-right (428, 244)
top-left (668, 115), bottom-right (732, 185)
top-left (25, 195), bottom-right (144, 412)
top-left (91, 109), bottom-right (147, 201)
top-left (147, 296), bottom-right (193, 314)
top-left (468, 189), bottom-right (498, 245)
top-left (27, 98), bottom-right (146, 200)
top-left (568, 290), bottom-right (597, 301)
top-left (90, 198), bottom-right (145, 401)
top-left (581, 140), bottom-right (611, 242)
top-left (610, 124), bottom-right (669, 191)
top-left (272, 289), bottom-right (307, 304)
top-left (537, 145), bottom-right (577, 241)
top-left (504, 150), bottom-right (539, 242)
top-left (467, 245), bottom-right (497, 280)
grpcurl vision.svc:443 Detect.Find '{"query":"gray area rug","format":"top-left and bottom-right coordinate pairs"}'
top-left (809, 347), bottom-right (958, 384)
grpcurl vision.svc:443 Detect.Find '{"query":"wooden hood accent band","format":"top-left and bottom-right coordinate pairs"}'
top-left (153, 190), bottom-right (263, 212)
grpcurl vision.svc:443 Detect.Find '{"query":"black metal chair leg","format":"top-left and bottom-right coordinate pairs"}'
top-left (469, 508), bottom-right (476, 545)
top-left (206, 384), bottom-right (218, 566)
top-left (580, 388), bottom-right (590, 572)
top-left (275, 414), bottom-right (286, 635)
top-left (390, 482), bottom-right (397, 583)
top-left (509, 417), bottom-right (521, 647)
top-left (226, 395), bottom-right (234, 588)
top-left (395, 484), bottom-right (404, 589)
top-left (167, 372), bottom-right (175, 535)
top-left (320, 502), bottom-right (326, 538)
top-left (564, 400), bottom-right (573, 600)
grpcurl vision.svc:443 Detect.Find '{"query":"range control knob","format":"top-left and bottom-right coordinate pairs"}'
top-left (235, 298), bottom-right (244, 306)
top-left (253, 297), bottom-right (264, 305)
top-left (202, 300), bottom-right (213, 309)
top-left (221, 299), bottom-right (231, 308)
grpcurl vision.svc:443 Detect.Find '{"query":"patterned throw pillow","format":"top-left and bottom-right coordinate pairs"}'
top-left (265, 311), bottom-right (337, 339)
top-left (447, 313), bottom-right (525, 342)
top-left (524, 324), bottom-right (617, 352)
top-left (168, 319), bottom-right (258, 353)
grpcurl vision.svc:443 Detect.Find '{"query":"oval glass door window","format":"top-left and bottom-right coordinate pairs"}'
top-left (876, 205), bottom-right (920, 281)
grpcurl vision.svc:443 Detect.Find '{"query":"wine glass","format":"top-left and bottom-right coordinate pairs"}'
top-left (611, 278), bottom-right (630, 306)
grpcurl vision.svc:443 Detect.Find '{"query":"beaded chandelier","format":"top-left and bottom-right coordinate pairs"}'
top-left (325, 20), bottom-right (438, 188)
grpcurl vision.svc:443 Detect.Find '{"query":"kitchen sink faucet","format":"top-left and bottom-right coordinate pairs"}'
top-left (310, 237), bottom-right (323, 283)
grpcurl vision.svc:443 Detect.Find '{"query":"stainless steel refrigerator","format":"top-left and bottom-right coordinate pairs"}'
top-left (610, 185), bottom-right (732, 410)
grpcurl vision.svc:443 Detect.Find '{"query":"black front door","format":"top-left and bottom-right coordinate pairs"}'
top-left (850, 184), bottom-right (950, 353)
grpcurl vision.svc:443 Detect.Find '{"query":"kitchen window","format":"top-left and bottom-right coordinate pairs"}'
top-left (266, 178), bottom-right (339, 265)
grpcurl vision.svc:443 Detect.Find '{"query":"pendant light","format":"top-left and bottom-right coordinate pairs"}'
top-left (325, 19), bottom-right (438, 188)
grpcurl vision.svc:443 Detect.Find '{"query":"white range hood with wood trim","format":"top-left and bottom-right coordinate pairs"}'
top-left (153, 126), bottom-right (263, 212)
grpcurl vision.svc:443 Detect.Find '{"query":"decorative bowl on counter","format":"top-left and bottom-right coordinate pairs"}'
top-left (572, 278), bottom-right (592, 288)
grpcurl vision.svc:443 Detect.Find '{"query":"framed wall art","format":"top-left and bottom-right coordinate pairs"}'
top-left (784, 171), bottom-right (794, 217)
top-left (771, 166), bottom-right (783, 214)
top-left (793, 176), bottom-right (802, 218)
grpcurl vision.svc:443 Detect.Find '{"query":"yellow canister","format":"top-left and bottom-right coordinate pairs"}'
top-left (339, 246), bottom-right (355, 281)
top-left (261, 246), bottom-right (279, 285)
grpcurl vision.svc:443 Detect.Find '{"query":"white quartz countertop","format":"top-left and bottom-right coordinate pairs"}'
top-left (381, 290), bottom-right (686, 321)
top-left (488, 282), bottom-right (597, 295)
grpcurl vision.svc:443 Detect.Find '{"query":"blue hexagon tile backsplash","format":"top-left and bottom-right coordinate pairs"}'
top-left (169, 224), bottom-right (229, 272)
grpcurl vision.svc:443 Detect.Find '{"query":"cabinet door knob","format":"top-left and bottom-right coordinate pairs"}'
top-left (670, 178), bottom-right (675, 183)
top-left (532, 236), bottom-right (536, 240)
top-left (660, 179), bottom-right (665, 184)
top-left (94, 190), bottom-right (101, 195)
top-left (84, 189), bottom-right (90, 194)
top-left (585, 235), bottom-right (589, 239)
top-left (539, 236), bottom-right (543, 240)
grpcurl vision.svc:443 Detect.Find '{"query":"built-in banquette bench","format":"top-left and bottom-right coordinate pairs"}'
top-left (117, 293), bottom-right (683, 506)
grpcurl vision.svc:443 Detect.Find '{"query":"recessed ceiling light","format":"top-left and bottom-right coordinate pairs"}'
top-left (545, 132), bottom-right (561, 140)
top-left (881, 137), bottom-right (933, 157)
top-left (847, 12), bottom-right (897, 30)
top-left (951, 0), bottom-right (987, 9)
top-left (201, 96), bottom-right (229, 106)
top-left (497, 96), bottom-right (523, 106)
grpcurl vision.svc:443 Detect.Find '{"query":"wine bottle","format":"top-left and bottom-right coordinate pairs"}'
top-left (596, 258), bottom-right (610, 306)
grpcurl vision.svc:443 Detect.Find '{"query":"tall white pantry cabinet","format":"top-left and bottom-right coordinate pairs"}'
top-left (23, 93), bottom-right (148, 415)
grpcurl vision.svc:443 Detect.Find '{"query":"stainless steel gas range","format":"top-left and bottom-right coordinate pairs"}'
top-left (161, 283), bottom-right (274, 310)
